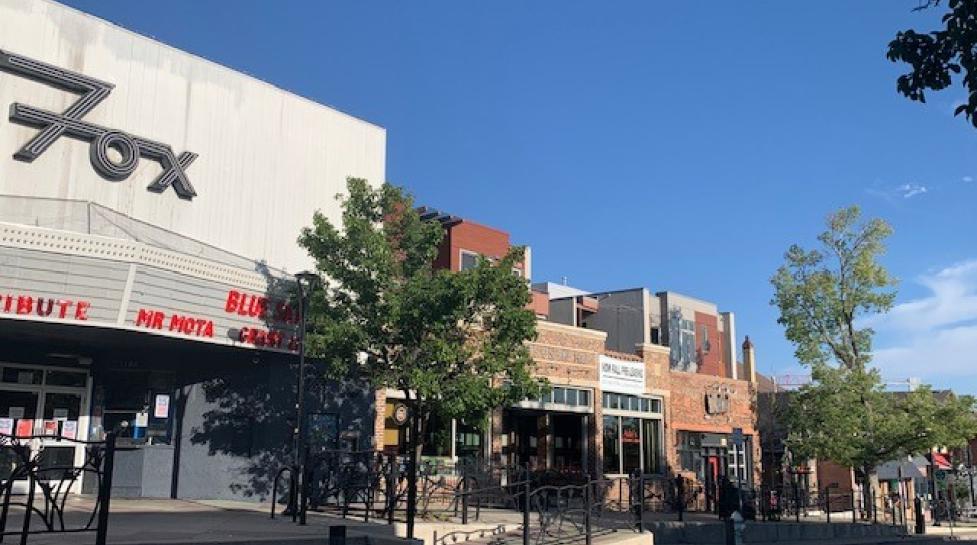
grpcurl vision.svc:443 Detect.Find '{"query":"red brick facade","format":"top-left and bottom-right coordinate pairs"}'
top-left (694, 311), bottom-right (725, 378)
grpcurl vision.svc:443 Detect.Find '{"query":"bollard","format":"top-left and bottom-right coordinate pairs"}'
top-left (96, 432), bottom-right (116, 545)
top-left (329, 525), bottom-right (347, 545)
top-left (851, 490), bottom-right (856, 524)
top-left (637, 474), bottom-right (645, 533)
top-left (461, 477), bottom-right (469, 525)
top-left (522, 477), bottom-right (530, 545)
top-left (584, 475), bottom-right (592, 545)
top-left (914, 497), bottom-right (925, 535)
top-left (825, 488), bottom-right (831, 524)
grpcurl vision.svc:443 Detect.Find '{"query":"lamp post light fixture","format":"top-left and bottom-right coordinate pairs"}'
top-left (293, 270), bottom-right (318, 525)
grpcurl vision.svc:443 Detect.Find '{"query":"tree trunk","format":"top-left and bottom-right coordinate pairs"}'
top-left (861, 465), bottom-right (877, 521)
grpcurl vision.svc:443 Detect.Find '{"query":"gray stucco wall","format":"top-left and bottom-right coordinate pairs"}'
top-left (174, 364), bottom-right (376, 501)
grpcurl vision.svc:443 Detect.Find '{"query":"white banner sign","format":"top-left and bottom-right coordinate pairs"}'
top-left (599, 355), bottom-right (646, 396)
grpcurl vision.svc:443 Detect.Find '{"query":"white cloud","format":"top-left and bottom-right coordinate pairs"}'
top-left (896, 183), bottom-right (928, 199)
top-left (868, 259), bottom-right (977, 379)
top-left (963, 176), bottom-right (974, 183)
top-left (866, 182), bottom-right (930, 203)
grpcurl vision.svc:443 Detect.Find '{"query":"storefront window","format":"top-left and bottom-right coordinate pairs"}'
top-left (621, 417), bottom-right (641, 474)
top-left (602, 391), bottom-right (664, 475)
top-left (602, 415), bottom-right (620, 474)
top-left (455, 420), bottom-right (483, 461)
top-left (642, 419), bottom-right (661, 473)
top-left (44, 370), bottom-right (87, 387)
top-left (536, 386), bottom-right (592, 407)
top-left (422, 414), bottom-right (451, 457)
top-left (2, 367), bottom-right (42, 385)
top-left (678, 431), bottom-right (703, 478)
top-left (601, 393), bottom-right (661, 414)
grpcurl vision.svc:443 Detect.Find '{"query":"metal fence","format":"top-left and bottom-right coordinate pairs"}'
top-left (0, 432), bottom-right (116, 545)
top-left (271, 454), bottom-right (931, 544)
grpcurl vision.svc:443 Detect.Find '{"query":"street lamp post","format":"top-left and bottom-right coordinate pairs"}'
top-left (293, 270), bottom-right (318, 525)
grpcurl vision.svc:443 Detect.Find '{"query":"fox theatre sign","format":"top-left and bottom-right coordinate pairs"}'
top-left (0, 49), bottom-right (198, 199)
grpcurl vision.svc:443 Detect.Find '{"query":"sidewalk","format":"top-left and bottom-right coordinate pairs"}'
top-left (3, 498), bottom-right (407, 545)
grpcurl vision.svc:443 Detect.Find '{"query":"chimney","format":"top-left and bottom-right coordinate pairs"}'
top-left (742, 336), bottom-right (757, 384)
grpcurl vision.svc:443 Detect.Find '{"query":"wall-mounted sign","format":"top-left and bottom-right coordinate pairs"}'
top-left (392, 403), bottom-right (409, 426)
top-left (705, 384), bottom-right (733, 415)
top-left (153, 394), bottom-right (170, 419)
top-left (0, 49), bottom-right (198, 199)
top-left (599, 355), bottom-right (646, 396)
top-left (0, 418), bottom-right (12, 435)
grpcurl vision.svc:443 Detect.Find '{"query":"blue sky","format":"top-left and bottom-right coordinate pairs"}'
top-left (62, 1), bottom-right (977, 392)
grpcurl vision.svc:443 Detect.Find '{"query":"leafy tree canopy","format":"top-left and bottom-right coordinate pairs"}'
top-left (297, 177), bottom-right (544, 424)
top-left (888, 0), bottom-right (977, 127)
top-left (771, 206), bottom-right (977, 474)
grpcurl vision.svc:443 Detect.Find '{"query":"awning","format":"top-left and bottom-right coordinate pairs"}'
top-left (930, 452), bottom-right (953, 470)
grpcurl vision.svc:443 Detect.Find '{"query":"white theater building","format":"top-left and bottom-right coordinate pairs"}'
top-left (0, 0), bottom-right (385, 499)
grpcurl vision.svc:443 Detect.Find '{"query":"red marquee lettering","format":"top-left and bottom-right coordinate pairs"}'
top-left (169, 314), bottom-right (185, 332)
top-left (202, 321), bottom-right (214, 337)
top-left (225, 290), bottom-right (241, 313)
top-left (16, 296), bottom-right (33, 315)
top-left (57, 300), bottom-right (72, 318)
top-left (136, 308), bottom-right (154, 327)
top-left (3, 295), bottom-right (11, 313)
top-left (74, 301), bottom-right (89, 321)
top-left (35, 297), bottom-right (53, 317)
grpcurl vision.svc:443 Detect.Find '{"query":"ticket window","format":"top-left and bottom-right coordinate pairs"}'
top-left (96, 370), bottom-right (174, 445)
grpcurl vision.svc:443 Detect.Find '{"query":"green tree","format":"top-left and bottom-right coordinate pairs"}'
top-left (771, 206), bottom-right (977, 506)
top-left (298, 178), bottom-right (544, 537)
top-left (887, 0), bottom-right (977, 127)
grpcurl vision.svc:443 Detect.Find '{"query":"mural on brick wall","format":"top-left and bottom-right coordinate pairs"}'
top-left (668, 306), bottom-right (698, 372)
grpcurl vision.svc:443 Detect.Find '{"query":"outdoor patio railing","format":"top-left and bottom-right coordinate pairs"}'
top-left (0, 432), bottom-right (115, 545)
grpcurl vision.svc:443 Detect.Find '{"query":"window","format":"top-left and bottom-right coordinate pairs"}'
top-left (603, 416), bottom-right (620, 474)
top-left (700, 324), bottom-right (711, 353)
top-left (602, 393), bottom-right (662, 414)
top-left (621, 417), bottom-right (641, 474)
top-left (602, 413), bottom-right (664, 475)
top-left (642, 419), bottom-right (662, 473)
top-left (534, 386), bottom-right (592, 407)
top-left (460, 251), bottom-right (479, 271)
top-left (677, 431), bottom-right (703, 477)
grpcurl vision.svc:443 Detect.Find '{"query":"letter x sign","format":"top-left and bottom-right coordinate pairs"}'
top-left (0, 49), bottom-right (198, 199)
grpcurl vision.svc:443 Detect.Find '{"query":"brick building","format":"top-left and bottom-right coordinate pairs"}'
top-left (364, 208), bottom-right (762, 514)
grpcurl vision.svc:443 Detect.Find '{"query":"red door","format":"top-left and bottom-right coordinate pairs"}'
top-left (705, 455), bottom-right (721, 511)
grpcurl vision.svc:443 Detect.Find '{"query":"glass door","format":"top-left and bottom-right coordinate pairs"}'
top-left (0, 364), bottom-right (90, 493)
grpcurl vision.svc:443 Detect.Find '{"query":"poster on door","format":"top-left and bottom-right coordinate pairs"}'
top-left (43, 420), bottom-right (58, 436)
top-left (62, 420), bottom-right (78, 439)
top-left (15, 419), bottom-right (33, 437)
top-left (0, 418), bottom-right (12, 435)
